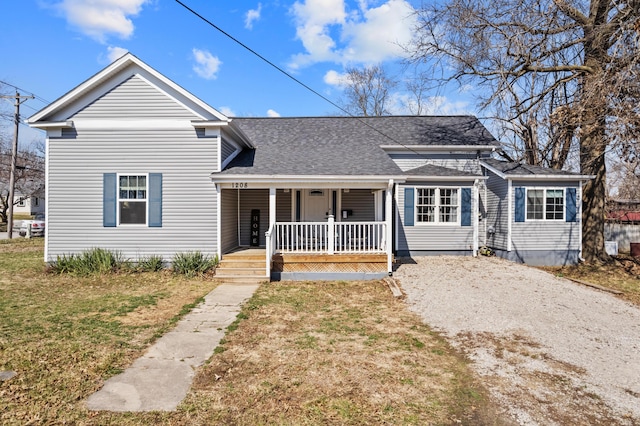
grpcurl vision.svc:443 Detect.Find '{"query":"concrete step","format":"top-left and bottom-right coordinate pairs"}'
top-left (216, 267), bottom-right (265, 277)
top-left (218, 260), bottom-right (266, 269)
top-left (213, 275), bottom-right (269, 285)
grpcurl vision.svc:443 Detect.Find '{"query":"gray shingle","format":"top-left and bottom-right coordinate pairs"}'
top-left (483, 158), bottom-right (582, 176)
top-left (218, 116), bottom-right (499, 176)
top-left (405, 163), bottom-right (482, 177)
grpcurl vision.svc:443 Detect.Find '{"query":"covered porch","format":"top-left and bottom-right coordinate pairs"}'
top-left (214, 178), bottom-right (395, 280)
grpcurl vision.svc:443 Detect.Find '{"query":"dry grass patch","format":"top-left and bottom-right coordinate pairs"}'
top-left (182, 280), bottom-right (504, 425)
top-left (544, 255), bottom-right (640, 306)
top-left (1, 240), bottom-right (504, 424)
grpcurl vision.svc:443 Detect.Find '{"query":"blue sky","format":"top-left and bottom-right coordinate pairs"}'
top-left (0, 0), bottom-right (474, 147)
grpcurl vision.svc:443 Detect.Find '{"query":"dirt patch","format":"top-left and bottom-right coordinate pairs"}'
top-left (395, 256), bottom-right (640, 425)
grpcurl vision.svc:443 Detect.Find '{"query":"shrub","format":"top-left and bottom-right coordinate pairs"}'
top-left (49, 248), bottom-right (128, 275)
top-left (137, 255), bottom-right (165, 272)
top-left (172, 251), bottom-right (218, 277)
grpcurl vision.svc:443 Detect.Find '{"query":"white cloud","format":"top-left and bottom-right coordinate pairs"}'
top-left (323, 69), bottom-right (350, 86)
top-left (289, 0), bottom-right (347, 68)
top-left (106, 46), bottom-right (129, 62)
top-left (245, 3), bottom-right (262, 30)
top-left (341, 0), bottom-right (415, 63)
top-left (289, 0), bottom-right (416, 69)
top-left (192, 48), bottom-right (222, 80)
top-left (267, 109), bottom-right (281, 117)
top-left (53, 0), bottom-right (149, 43)
top-left (218, 106), bottom-right (235, 117)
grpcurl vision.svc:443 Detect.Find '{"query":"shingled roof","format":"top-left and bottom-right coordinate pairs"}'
top-left (482, 158), bottom-right (583, 177)
top-left (217, 116), bottom-right (499, 177)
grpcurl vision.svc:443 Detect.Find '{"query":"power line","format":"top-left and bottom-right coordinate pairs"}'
top-left (0, 80), bottom-right (50, 104)
top-left (173, 0), bottom-right (431, 158)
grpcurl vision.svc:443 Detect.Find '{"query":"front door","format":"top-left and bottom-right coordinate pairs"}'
top-left (304, 189), bottom-right (329, 221)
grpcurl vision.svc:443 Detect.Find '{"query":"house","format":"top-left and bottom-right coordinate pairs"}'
top-left (13, 191), bottom-right (45, 216)
top-left (27, 53), bottom-right (593, 280)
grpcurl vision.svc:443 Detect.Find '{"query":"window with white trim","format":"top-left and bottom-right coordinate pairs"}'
top-left (416, 187), bottom-right (459, 223)
top-left (118, 175), bottom-right (147, 224)
top-left (526, 188), bottom-right (564, 220)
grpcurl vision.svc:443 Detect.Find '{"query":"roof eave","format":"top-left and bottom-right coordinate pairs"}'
top-left (381, 144), bottom-right (498, 152)
top-left (27, 120), bottom-right (74, 129)
top-left (211, 174), bottom-right (406, 182)
top-left (405, 175), bottom-right (487, 181)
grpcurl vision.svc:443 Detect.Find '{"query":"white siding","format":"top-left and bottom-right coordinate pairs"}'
top-left (47, 126), bottom-right (218, 262)
top-left (396, 182), bottom-right (474, 252)
top-left (485, 170), bottom-right (509, 250)
top-left (72, 75), bottom-right (200, 120)
top-left (510, 181), bottom-right (581, 251)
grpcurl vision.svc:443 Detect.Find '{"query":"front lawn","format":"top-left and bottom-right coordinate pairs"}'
top-left (0, 239), bottom-right (505, 425)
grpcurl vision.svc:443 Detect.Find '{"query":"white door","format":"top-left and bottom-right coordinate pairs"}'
top-left (304, 189), bottom-right (329, 221)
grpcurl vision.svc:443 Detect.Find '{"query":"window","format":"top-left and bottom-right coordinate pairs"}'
top-left (17, 197), bottom-right (25, 207)
top-left (104, 173), bottom-right (162, 228)
top-left (526, 188), bottom-right (564, 221)
top-left (416, 187), bottom-right (459, 224)
top-left (118, 175), bottom-right (147, 224)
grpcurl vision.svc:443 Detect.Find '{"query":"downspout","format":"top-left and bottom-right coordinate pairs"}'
top-left (579, 180), bottom-right (585, 262)
top-left (507, 180), bottom-right (513, 252)
top-left (216, 184), bottom-right (222, 260)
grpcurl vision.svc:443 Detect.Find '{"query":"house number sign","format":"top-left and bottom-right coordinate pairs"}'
top-left (250, 209), bottom-right (260, 247)
top-left (232, 182), bottom-right (248, 189)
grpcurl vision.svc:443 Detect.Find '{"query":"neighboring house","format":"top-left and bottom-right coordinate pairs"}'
top-left (27, 53), bottom-right (593, 279)
top-left (13, 192), bottom-right (45, 216)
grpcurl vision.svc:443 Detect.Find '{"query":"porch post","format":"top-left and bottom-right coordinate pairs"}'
top-left (386, 180), bottom-right (394, 275)
top-left (216, 184), bottom-right (222, 260)
top-left (269, 187), bottom-right (276, 228)
top-left (328, 215), bottom-right (335, 254)
top-left (267, 187), bottom-right (276, 278)
top-left (473, 179), bottom-right (479, 257)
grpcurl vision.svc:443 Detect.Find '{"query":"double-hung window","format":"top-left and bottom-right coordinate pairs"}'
top-left (118, 175), bottom-right (147, 225)
top-left (416, 187), bottom-right (459, 224)
top-left (526, 188), bottom-right (564, 221)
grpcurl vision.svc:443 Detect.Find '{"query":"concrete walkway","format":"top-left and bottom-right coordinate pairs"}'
top-left (86, 283), bottom-right (260, 412)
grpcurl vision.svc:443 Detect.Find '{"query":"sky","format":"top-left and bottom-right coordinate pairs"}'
top-left (0, 0), bottom-right (475, 147)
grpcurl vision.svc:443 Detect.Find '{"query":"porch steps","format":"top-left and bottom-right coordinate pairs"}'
top-left (215, 249), bottom-right (269, 284)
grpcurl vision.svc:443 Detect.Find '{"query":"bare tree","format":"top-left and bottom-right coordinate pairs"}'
top-left (0, 146), bottom-right (44, 223)
top-left (407, 0), bottom-right (640, 263)
top-left (339, 65), bottom-right (398, 116)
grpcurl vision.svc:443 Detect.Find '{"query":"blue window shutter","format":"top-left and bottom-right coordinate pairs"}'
top-left (103, 173), bottom-right (117, 227)
top-left (148, 173), bottom-right (163, 227)
top-left (566, 187), bottom-right (577, 222)
top-left (514, 187), bottom-right (525, 223)
top-left (404, 187), bottom-right (414, 226)
top-left (461, 187), bottom-right (472, 226)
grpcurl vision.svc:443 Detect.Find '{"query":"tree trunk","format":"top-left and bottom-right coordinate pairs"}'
top-left (581, 139), bottom-right (608, 263)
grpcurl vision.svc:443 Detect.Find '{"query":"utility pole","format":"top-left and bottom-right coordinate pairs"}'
top-left (2, 91), bottom-right (34, 238)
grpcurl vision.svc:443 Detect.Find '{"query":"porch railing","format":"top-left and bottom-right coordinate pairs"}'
top-left (271, 217), bottom-right (386, 254)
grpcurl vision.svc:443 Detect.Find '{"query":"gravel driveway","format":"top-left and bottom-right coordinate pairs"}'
top-left (394, 255), bottom-right (640, 425)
